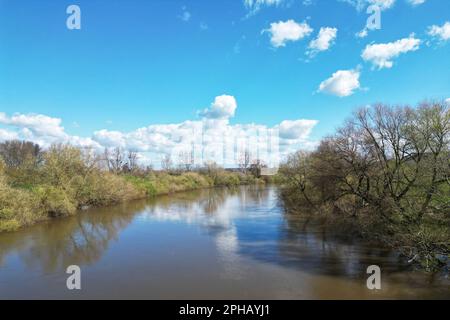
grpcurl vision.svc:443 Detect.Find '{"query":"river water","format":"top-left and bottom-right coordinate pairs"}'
top-left (0, 186), bottom-right (448, 299)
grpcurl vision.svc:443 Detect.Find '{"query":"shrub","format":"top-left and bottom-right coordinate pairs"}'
top-left (0, 172), bottom-right (44, 232)
top-left (33, 185), bottom-right (77, 217)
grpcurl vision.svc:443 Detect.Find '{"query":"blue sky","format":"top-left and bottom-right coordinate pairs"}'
top-left (0, 0), bottom-right (449, 166)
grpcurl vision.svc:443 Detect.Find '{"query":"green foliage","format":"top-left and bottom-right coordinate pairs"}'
top-left (213, 171), bottom-right (241, 186)
top-left (0, 174), bottom-right (44, 232)
top-left (132, 172), bottom-right (213, 195)
top-left (125, 175), bottom-right (158, 197)
top-left (0, 144), bottom-right (145, 231)
top-left (33, 185), bottom-right (76, 217)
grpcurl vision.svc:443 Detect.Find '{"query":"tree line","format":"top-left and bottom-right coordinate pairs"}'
top-left (0, 141), bottom-right (265, 233)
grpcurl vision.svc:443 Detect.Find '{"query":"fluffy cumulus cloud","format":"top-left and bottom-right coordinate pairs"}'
top-left (428, 22), bottom-right (450, 42)
top-left (199, 95), bottom-right (237, 119)
top-left (264, 20), bottom-right (313, 48)
top-left (446, 98), bottom-right (450, 105)
top-left (307, 27), bottom-right (338, 57)
top-left (0, 112), bottom-right (101, 149)
top-left (0, 96), bottom-right (318, 168)
top-left (277, 120), bottom-right (318, 140)
top-left (318, 69), bottom-right (361, 97)
top-left (361, 35), bottom-right (420, 69)
top-left (0, 112), bottom-right (66, 138)
top-left (0, 128), bottom-right (19, 142)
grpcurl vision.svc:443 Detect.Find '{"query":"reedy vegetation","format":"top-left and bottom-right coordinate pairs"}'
top-left (0, 142), bottom-right (264, 232)
top-left (279, 102), bottom-right (449, 271)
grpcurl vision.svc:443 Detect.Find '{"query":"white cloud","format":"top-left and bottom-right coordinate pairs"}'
top-left (264, 20), bottom-right (313, 48)
top-left (200, 95), bottom-right (238, 119)
top-left (0, 112), bottom-right (66, 138)
top-left (0, 112), bottom-right (101, 149)
top-left (92, 117), bottom-right (318, 166)
top-left (356, 28), bottom-right (369, 38)
top-left (276, 120), bottom-right (318, 140)
top-left (93, 130), bottom-right (126, 148)
top-left (341, 0), bottom-right (395, 11)
top-left (445, 98), bottom-right (450, 105)
top-left (0, 97), bottom-right (318, 167)
top-left (361, 35), bottom-right (420, 69)
top-left (428, 22), bottom-right (450, 42)
top-left (318, 69), bottom-right (361, 97)
top-left (407, 0), bottom-right (426, 6)
top-left (307, 27), bottom-right (338, 57)
top-left (371, 0), bottom-right (396, 10)
top-left (0, 128), bottom-right (19, 142)
top-left (244, 0), bottom-right (283, 14)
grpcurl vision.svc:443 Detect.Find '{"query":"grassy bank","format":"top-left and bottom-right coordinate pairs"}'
top-left (0, 142), bottom-right (264, 233)
top-left (278, 102), bottom-right (449, 272)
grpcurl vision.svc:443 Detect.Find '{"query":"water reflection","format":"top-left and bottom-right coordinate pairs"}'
top-left (0, 185), bottom-right (448, 299)
top-left (0, 201), bottom-right (146, 271)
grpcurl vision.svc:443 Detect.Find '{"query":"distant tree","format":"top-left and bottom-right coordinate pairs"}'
top-left (202, 161), bottom-right (221, 181)
top-left (161, 154), bottom-right (173, 172)
top-left (0, 140), bottom-right (42, 168)
top-left (103, 147), bottom-right (126, 173)
top-left (279, 151), bottom-right (315, 207)
top-left (238, 149), bottom-right (251, 173)
top-left (249, 159), bottom-right (267, 178)
top-left (178, 150), bottom-right (194, 172)
top-left (125, 150), bottom-right (139, 173)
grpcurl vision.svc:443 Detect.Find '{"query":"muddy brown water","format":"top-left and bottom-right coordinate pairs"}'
top-left (0, 186), bottom-right (448, 299)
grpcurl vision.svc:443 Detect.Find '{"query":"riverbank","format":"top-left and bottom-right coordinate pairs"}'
top-left (0, 142), bottom-right (265, 233)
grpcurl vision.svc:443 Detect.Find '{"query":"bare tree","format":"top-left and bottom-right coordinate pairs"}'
top-left (103, 147), bottom-right (126, 173)
top-left (80, 147), bottom-right (102, 174)
top-left (178, 150), bottom-right (194, 172)
top-left (161, 154), bottom-right (173, 172)
top-left (283, 102), bottom-right (449, 221)
top-left (125, 150), bottom-right (139, 173)
top-left (249, 159), bottom-right (267, 178)
top-left (238, 149), bottom-right (251, 173)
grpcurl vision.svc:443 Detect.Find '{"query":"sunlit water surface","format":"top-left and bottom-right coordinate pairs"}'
top-left (0, 186), bottom-right (448, 299)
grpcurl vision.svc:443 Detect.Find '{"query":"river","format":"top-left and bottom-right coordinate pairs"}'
top-left (0, 186), bottom-right (448, 299)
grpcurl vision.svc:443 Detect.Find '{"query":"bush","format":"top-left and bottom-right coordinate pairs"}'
top-left (214, 171), bottom-right (241, 186)
top-left (0, 176), bottom-right (44, 232)
top-left (33, 185), bottom-right (77, 217)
